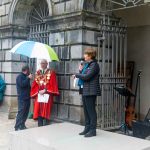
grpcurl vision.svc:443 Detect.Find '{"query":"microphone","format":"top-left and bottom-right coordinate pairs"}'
top-left (80, 60), bottom-right (84, 66)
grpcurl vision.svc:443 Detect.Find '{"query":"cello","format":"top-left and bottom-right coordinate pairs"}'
top-left (125, 71), bottom-right (141, 127)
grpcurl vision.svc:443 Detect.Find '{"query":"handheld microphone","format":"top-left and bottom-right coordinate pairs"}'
top-left (80, 61), bottom-right (84, 66)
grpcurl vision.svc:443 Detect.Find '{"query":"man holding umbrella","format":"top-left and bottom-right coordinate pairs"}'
top-left (31, 59), bottom-right (59, 126)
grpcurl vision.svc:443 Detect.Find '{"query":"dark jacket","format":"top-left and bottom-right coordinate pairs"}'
top-left (76, 59), bottom-right (101, 96)
top-left (16, 73), bottom-right (31, 100)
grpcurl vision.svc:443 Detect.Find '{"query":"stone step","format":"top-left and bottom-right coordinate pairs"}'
top-left (9, 123), bottom-right (150, 150)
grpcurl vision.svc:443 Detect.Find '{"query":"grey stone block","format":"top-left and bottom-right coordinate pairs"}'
top-left (4, 73), bottom-right (18, 84)
top-left (71, 45), bottom-right (83, 59)
top-left (54, 61), bottom-right (65, 74)
top-left (60, 46), bottom-right (70, 60)
top-left (2, 62), bottom-right (12, 72)
top-left (5, 84), bottom-right (17, 96)
top-left (58, 75), bottom-right (70, 89)
top-left (66, 1), bottom-right (77, 12)
top-left (54, 90), bottom-right (64, 104)
top-left (49, 32), bottom-right (65, 46)
top-left (83, 30), bottom-right (99, 45)
top-left (65, 61), bottom-right (80, 74)
top-left (52, 0), bottom-right (60, 3)
top-left (5, 3), bottom-right (11, 15)
top-left (0, 17), bottom-right (1, 26)
top-left (65, 30), bottom-right (82, 44)
top-left (53, 2), bottom-right (65, 15)
top-left (0, 5), bottom-right (5, 16)
top-left (5, 51), bottom-right (20, 61)
top-left (69, 106), bottom-right (84, 123)
top-left (12, 39), bottom-right (25, 47)
top-left (84, 19), bottom-right (98, 29)
top-left (64, 90), bottom-right (82, 106)
top-left (57, 104), bottom-right (69, 119)
top-left (2, 0), bottom-right (11, 5)
top-left (3, 96), bottom-right (17, 108)
top-left (1, 15), bottom-right (9, 26)
top-left (1, 31), bottom-right (11, 37)
top-left (0, 51), bottom-right (5, 61)
top-left (2, 62), bottom-right (26, 73)
top-left (51, 104), bottom-right (58, 118)
top-left (2, 38), bottom-right (12, 49)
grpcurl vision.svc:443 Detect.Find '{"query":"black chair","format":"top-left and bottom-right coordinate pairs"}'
top-left (132, 108), bottom-right (150, 139)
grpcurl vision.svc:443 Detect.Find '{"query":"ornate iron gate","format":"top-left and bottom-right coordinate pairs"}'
top-left (97, 15), bottom-right (127, 130)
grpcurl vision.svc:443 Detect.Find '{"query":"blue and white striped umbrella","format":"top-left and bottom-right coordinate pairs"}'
top-left (10, 41), bottom-right (59, 62)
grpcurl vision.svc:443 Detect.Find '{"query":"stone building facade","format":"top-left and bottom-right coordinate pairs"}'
top-left (0, 0), bottom-right (150, 128)
top-left (0, 0), bottom-right (105, 122)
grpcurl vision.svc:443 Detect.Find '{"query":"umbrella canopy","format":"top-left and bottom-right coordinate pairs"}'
top-left (10, 41), bottom-right (59, 62)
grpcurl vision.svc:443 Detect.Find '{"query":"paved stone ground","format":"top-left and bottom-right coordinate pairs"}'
top-left (0, 105), bottom-right (37, 150)
top-left (0, 105), bottom-right (150, 150)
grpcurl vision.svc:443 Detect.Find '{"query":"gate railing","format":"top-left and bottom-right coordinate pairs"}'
top-left (97, 14), bottom-right (127, 130)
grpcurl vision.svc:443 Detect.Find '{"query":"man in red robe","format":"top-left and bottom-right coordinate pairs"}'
top-left (31, 59), bottom-right (59, 126)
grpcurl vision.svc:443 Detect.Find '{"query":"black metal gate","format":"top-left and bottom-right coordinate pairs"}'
top-left (97, 14), bottom-right (127, 129)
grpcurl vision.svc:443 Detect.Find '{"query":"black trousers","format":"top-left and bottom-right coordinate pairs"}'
top-left (38, 117), bottom-right (50, 127)
top-left (15, 99), bottom-right (30, 129)
top-left (82, 95), bottom-right (97, 131)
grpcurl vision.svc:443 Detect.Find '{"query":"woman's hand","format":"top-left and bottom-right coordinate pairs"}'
top-left (72, 75), bottom-right (76, 79)
top-left (79, 65), bottom-right (83, 71)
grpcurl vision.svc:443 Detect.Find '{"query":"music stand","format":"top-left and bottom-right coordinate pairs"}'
top-left (114, 86), bottom-right (135, 135)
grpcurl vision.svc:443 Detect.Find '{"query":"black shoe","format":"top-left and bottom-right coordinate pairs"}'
top-left (15, 127), bottom-right (23, 131)
top-left (15, 128), bottom-right (21, 131)
top-left (22, 125), bottom-right (27, 129)
top-left (84, 130), bottom-right (96, 138)
top-left (79, 127), bottom-right (90, 135)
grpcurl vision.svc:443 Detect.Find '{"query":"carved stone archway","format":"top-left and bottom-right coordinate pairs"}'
top-left (8, 0), bottom-right (52, 26)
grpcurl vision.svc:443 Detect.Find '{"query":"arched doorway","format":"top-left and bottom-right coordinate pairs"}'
top-left (7, 0), bottom-right (51, 118)
top-left (9, 0), bottom-right (52, 26)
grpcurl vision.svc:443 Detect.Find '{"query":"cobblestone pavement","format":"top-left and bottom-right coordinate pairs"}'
top-left (0, 106), bottom-right (37, 150)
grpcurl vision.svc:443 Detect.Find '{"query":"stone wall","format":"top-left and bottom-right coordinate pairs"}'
top-left (47, 11), bottom-right (100, 123)
top-left (0, 0), bottom-right (28, 117)
top-left (0, 0), bottom-right (102, 123)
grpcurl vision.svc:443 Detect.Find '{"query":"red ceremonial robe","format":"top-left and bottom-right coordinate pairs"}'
top-left (31, 69), bottom-right (59, 120)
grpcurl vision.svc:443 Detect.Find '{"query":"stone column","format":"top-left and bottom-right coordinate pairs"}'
top-left (46, 1), bottom-right (101, 124)
top-left (0, 25), bottom-right (28, 118)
